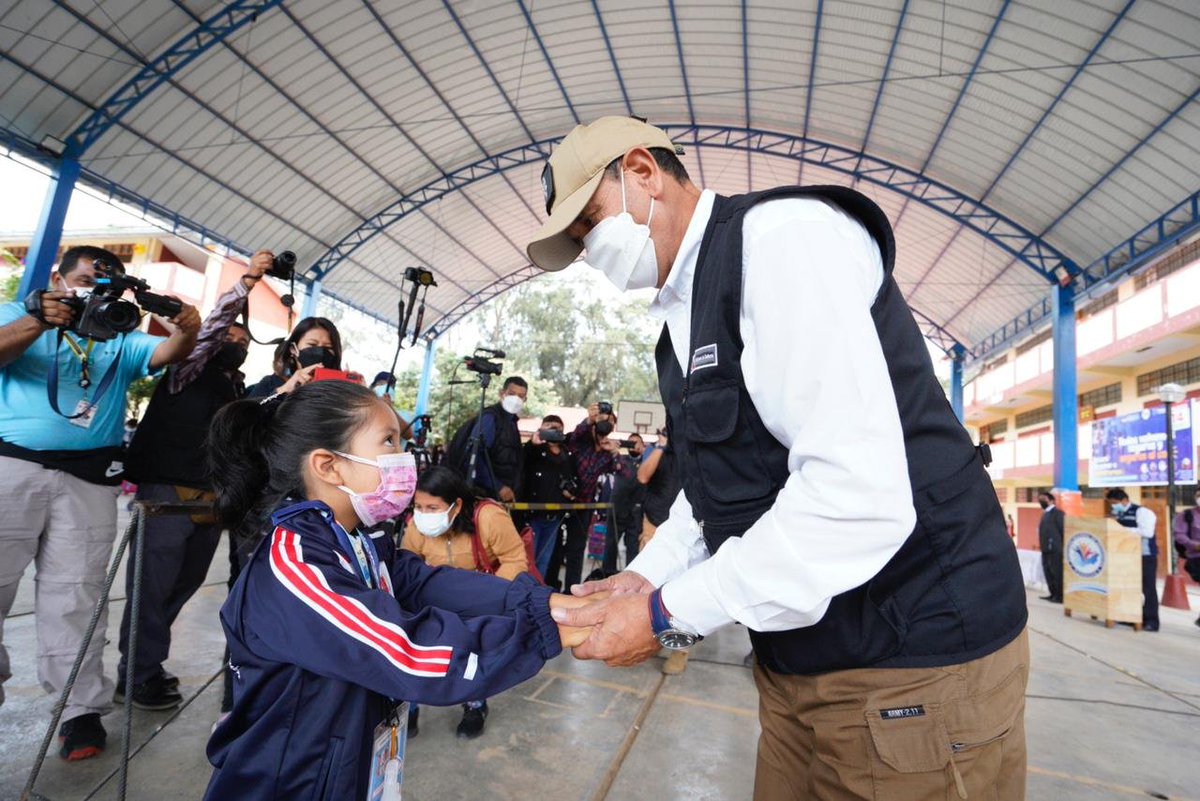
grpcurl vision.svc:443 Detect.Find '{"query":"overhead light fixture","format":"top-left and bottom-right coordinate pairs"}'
top-left (38, 134), bottom-right (66, 157)
top-left (1052, 265), bottom-right (1073, 288)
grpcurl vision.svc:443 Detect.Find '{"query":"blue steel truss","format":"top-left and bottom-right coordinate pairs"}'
top-left (310, 125), bottom-right (1076, 289)
top-left (909, 308), bottom-right (965, 357)
top-left (423, 265), bottom-right (543, 342)
top-left (64, 0), bottom-right (286, 158)
top-left (966, 187), bottom-right (1200, 366)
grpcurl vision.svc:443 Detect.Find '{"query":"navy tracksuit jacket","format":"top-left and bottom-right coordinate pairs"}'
top-left (204, 500), bottom-right (560, 800)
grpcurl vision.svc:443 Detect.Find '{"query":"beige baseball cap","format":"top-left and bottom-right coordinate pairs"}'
top-left (527, 116), bottom-right (682, 272)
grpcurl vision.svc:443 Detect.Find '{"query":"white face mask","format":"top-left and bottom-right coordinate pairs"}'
top-left (413, 504), bottom-right (457, 538)
top-left (501, 394), bottom-right (524, 415)
top-left (58, 278), bottom-right (91, 299)
top-left (583, 170), bottom-right (659, 293)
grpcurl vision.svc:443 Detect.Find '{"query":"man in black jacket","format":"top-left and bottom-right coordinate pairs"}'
top-left (1037, 491), bottom-right (1065, 603)
top-left (117, 252), bottom-right (268, 709)
top-left (452, 376), bottom-right (526, 501)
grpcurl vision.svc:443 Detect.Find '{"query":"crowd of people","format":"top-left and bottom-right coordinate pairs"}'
top-left (7, 116), bottom-right (1193, 801)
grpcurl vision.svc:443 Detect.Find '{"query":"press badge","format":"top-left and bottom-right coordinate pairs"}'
top-left (69, 399), bottom-right (98, 429)
top-left (368, 701), bottom-right (409, 801)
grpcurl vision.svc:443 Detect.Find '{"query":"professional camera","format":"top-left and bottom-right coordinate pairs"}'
top-left (598, 401), bottom-right (614, 416)
top-left (404, 266), bottom-right (437, 287)
top-left (267, 250), bottom-right (296, 281)
top-left (34, 269), bottom-right (184, 342)
top-left (463, 346), bottom-right (504, 376)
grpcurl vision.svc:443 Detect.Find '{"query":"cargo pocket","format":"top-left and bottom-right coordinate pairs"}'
top-left (685, 380), bottom-right (773, 503)
top-left (867, 703), bottom-right (953, 800)
top-left (942, 664), bottom-right (1027, 801)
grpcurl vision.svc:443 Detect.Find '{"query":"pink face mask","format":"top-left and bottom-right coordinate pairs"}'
top-left (334, 451), bottom-right (417, 527)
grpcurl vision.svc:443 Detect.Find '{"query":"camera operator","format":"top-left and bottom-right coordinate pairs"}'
top-left (448, 376), bottom-right (527, 502)
top-left (245, 317), bottom-right (344, 398)
top-left (606, 433), bottom-right (645, 573)
top-left (637, 428), bottom-right (680, 549)
top-left (560, 402), bottom-right (627, 590)
top-left (516, 415), bottom-right (578, 584)
top-left (0, 245), bottom-right (199, 760)
top-left (116, 251), bottom-right (271, 712)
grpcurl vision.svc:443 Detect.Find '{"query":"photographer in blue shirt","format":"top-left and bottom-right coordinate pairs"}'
top-left (0, 246), bottom-right (199, 761)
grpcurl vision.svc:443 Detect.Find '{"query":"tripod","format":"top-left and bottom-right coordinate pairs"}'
top-left (463, 371), bottom-right (500, 496)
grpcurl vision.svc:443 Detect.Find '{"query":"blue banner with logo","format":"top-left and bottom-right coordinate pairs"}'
top-left (1089, 404), bottom-right (1194, 487)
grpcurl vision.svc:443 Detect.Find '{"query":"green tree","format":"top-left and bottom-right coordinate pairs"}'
top-left (126, 375), bottom-right (161, 418)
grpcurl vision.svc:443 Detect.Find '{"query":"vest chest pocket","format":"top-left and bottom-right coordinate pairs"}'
top-left (684, 380), bottom-right (775, 504)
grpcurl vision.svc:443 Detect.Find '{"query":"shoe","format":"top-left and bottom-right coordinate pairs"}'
top-left (113, 668), bottom-right (180, 703)
top-left (114, 672), bottom-right (182, 711)
top-left (1039, 595), bottom-right (1054, 601)
top-left (1193, 618), bottom-right (1200, 629)
top-left (1050, 597), bottom-right (1063, 604)
top-left (407, 707), bottom-right (419, 738)
top-left (59, 713), bottom-right (106, 761)
top-left (456, 701), bottom-right (488, 739)
top-left (1144, 623), bottom-right (1160, 632)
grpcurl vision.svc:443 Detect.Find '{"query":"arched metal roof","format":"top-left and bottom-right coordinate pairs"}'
top-left (1, 0), bottom-right (1197, 362)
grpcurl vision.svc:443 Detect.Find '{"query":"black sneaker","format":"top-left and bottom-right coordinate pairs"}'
top-left (59, 713), bottom-right (106, 761)
top-left (456, 702), bottom-right (488, 739)
top-left (113, 668), bottom-right (179, 703)
top-left (407, 707), bottom-right (419, 738)
top-left (115, 671), bottom-right (182, 709)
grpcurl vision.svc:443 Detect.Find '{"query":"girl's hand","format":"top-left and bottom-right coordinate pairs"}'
top-left (280, 363), bottom-right (319, 394)
top-left (549, 591), bottom-right (610, 648)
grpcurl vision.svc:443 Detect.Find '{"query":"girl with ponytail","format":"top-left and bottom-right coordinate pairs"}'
top-left (203, 382), bottom-right (595, 801)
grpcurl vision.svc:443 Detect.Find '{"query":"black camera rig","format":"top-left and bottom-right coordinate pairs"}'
top-left (27, 268), bottom-right (182, 342)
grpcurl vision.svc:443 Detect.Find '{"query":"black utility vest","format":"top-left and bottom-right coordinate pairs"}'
top-left (656, 186), bottom-right (1027, 675)
top-left (1115, 503), bottom-right (1156, 556)
top-left (125, 364), bottom-right (242, 489)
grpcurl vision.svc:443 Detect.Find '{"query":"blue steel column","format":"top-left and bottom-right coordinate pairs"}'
top-left (17, 157), bottom-right (81, 298)
top-left (950, 344), bottom-right (965, 422)
top-left (301, 278), bottom-right (322, 318)
top-left (1052, 283), bottom-right (1078, 490)
top-left (414, 340), bottom-right (438, 417)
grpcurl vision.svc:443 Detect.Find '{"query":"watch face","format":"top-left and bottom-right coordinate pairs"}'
top-left (657, 630), bottom-right (697, 651)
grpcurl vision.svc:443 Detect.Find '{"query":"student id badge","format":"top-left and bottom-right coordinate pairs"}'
top-left (68, 399), bottom-right (98, 429)
top-left (368, 701), bottom-right (409, 801)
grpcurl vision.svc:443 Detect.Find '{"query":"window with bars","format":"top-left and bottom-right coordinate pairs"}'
top-left (1137, 357), bottom-right (1200, 396)
top-left (1015, 405), bottom-right (1053, 429)
top-left (980, 419), bottom-right (1009, 442)
top-left (1078, 383), bottom-right (1122, 409)
top-left (1133, 239), bottom-right (1200, 289)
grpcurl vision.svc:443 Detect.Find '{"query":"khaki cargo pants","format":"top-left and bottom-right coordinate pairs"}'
top-left (753, 629), bottom-right (1028, 801)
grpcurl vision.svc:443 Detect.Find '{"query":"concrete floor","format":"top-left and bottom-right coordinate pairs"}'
top-left (2, 503), bottom-right (1199, 801)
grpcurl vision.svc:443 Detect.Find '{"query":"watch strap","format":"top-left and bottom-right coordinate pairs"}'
top-left (648, 588), bottom-right (672, 636)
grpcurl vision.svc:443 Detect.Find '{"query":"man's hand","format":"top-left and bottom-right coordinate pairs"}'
top-left (551, 594), bottom-right (660, 667)
top-left (570, 569), bottom-right (653, 598)
top-left (244, 250), bottom-right (272, 286)
top-left (36, 291), bottom-right (75, 329)
top-left (169, 303), bottom-right (201, 336)
top-left (498, 485), bottom-right (515, 503)
top-left (587, 402), bottom-right (600, 424)
top-left (530, 429), bottom-right (544, 446)
top-left (599, 437), bottom-right (619, 453)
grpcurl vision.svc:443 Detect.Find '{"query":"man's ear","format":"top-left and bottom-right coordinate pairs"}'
top-left (622, 147), bottom-right (663, 198)
top-left (308, 449), bottom-right (345, 488)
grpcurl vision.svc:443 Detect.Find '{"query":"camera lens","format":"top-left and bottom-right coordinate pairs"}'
top-left (94, 300), bottom-right (141, 334)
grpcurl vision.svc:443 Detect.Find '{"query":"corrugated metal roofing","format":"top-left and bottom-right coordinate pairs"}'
top-left (1, 0), bottom-right (1196, 350)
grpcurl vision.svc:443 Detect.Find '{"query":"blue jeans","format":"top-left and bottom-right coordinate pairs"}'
top-left (528, 515), bottom-right (564, 580)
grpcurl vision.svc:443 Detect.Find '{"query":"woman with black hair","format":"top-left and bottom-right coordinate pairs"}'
top-left (245, 316), bottom-right (343, 398)
top-left (400, 466), bottom-right (531, 739)
top-left (203, 382), bottom-right (593, 800)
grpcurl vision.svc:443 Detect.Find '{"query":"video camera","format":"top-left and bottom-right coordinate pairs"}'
top-left (36, 264), bottom-right (184, 342)
top-left (463, 347), bottom-right (505, 377)
top-left (539, 427), bottom-right (565, 443)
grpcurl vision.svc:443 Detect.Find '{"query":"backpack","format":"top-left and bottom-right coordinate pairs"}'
top-left (444, 413), bottom-right (481, 480)
top-left (469, 499), bottom-right (544, 584)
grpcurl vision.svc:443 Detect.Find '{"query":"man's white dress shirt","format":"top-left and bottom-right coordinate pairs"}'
top-left (627, 189), bottom-right (917, 635)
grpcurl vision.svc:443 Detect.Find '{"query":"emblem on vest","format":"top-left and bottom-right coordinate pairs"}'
top-left (690, 343), bottom-right (718, 374)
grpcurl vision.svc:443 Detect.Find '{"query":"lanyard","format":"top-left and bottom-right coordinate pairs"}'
top-left (332, 521), bottom-right (381, 590)
top-left (47, 330), bottom-right (123, 419)
top-left (61, 334), bottom-right (97, 388)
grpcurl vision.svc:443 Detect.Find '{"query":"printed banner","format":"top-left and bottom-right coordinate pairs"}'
top-left (1089, 403), bottom-right (1194, 487)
